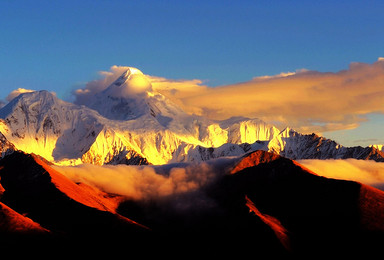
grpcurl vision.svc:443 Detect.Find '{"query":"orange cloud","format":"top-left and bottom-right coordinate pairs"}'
top-left (160, 58), bottom-right (384, 133)
top-left (73, 58), bottom-right (384, 134)
top-left (53, 162), bottom-right (217, 200)
top-left (298, 159), bottom-right (384, 190)
top-left (6, 88), bottom-right (35, 101)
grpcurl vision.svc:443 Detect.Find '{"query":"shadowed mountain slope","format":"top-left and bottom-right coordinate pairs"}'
top-left (1, 150), bottom-right (384, 254)
top-left (0, 151), bottom-right (147, 240)
top-left (118, 150), bottom-right (384, 253)
top-left (224, 151), bottom-right (384, 252)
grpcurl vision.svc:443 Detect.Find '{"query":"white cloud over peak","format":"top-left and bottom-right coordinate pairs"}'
top-left (72, 58), bottom-right (384, 134)
top-left (6, 88), bottom-right (35, 102)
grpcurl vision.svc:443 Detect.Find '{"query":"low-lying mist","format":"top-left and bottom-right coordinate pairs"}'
top-left (53, 157), bottom-right (384, 201)
top-left (53, 158), bottom-right (239, 230)
top-left (53, 157), bottom-right (384, 231)
top-left (298, 159), bottom-right (384, 191)
top-left (52, 157), bottom-right (237, 200)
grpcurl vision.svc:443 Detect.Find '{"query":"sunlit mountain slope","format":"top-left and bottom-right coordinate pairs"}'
top-left (2, 150), bottom-right (384, 253)
top-left (0, 68), bottom-right (383, 165)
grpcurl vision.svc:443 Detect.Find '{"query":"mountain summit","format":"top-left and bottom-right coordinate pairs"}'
top-left (86, 67), bottom-right (188, 124)
top-left (103, 67), bottom-right (153, 97)
top-left (0, 69), bottom-right (383, 165)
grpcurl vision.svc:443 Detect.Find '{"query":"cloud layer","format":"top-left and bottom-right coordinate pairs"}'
top-left (55, 158), bottom-right (384, 205)
top-left (299, 159), bottom-right (384, 190)
top-left (72, 58), bottom-right (384, 134)
top-left (53, 161), bottom-right (223, 201)
top-left (171, 58), bottom-right (384, 133)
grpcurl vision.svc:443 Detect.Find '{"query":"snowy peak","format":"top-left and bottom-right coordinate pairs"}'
top-left (0, 87), bottom-right (284, 165)
top-left (0, 91), bottom-right (69, 138)
top-left (103, 67), bottom-right (152, 98)
top-left (1, 67), bottom-right (383, 166)
top-left (87, 68), bottom-right (187, 122)
top-left (112, 69), bottom-right (131, 87)
top-left (0, 90), bottom-right (105, 163)
top-left (0, 90), bottom-right (56, 119)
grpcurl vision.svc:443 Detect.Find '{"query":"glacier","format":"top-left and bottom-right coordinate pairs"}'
top-left (0, 67), bottom-right (383, 165)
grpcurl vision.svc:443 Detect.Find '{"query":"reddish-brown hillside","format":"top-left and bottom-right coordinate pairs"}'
top-left (0, 151), bottom-right (148, 238)
top-left (0, 201), bottom-right (49, 234)
top-left (1, 150), bottom-right (384, 254)
top-left (226, 150), bottom-right (384, 252)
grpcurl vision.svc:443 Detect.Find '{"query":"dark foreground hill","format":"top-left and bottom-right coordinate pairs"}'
top-left (1, 150), bottom-right (384, 255)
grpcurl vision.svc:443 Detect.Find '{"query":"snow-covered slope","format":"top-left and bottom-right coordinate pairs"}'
top-left (0, 91), bottom-right (106, 163)
top-left (0, 68), bottom-right (383, 165)
top-left (268, 128), bottom-right (384, 160)
top-left (187, 127), bottom-right (384, 162)
top-left (0, 68), bottom-right (281, 165)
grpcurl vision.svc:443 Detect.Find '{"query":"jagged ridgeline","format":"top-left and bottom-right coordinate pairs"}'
top-left (0, 68), bottom-right (383, 165)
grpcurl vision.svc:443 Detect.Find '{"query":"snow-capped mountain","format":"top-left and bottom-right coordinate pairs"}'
top-left (0, 90), bottom-right (106, 164)
top-left (0, 68), bottom-right (383, 165)
top-left (190, 127), bottom-right (384, 162)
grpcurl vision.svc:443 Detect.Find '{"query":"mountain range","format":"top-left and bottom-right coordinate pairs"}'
top-left (0, 67), bottom-right (383, 165)
top-left (1, 150), bottom-right (384, 254)
top-left (1, 67), bottom-right (384, 253)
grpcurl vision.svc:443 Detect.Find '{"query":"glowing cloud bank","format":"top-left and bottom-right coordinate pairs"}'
top-left (72, 58), bottom-right (384, 135)
top-left (54, 157), bottom-right (384, 205)
top-left (53, 160), bottom-right (228, 200)
top-left (299, 159), bottom-right (384, 190)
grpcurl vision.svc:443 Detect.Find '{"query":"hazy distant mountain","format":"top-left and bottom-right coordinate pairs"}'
top-left (0, 68), bottom-right (383, 165)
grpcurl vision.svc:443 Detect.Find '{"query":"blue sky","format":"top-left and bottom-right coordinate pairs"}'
top-left (1, 0), bottom-right (384, 146)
